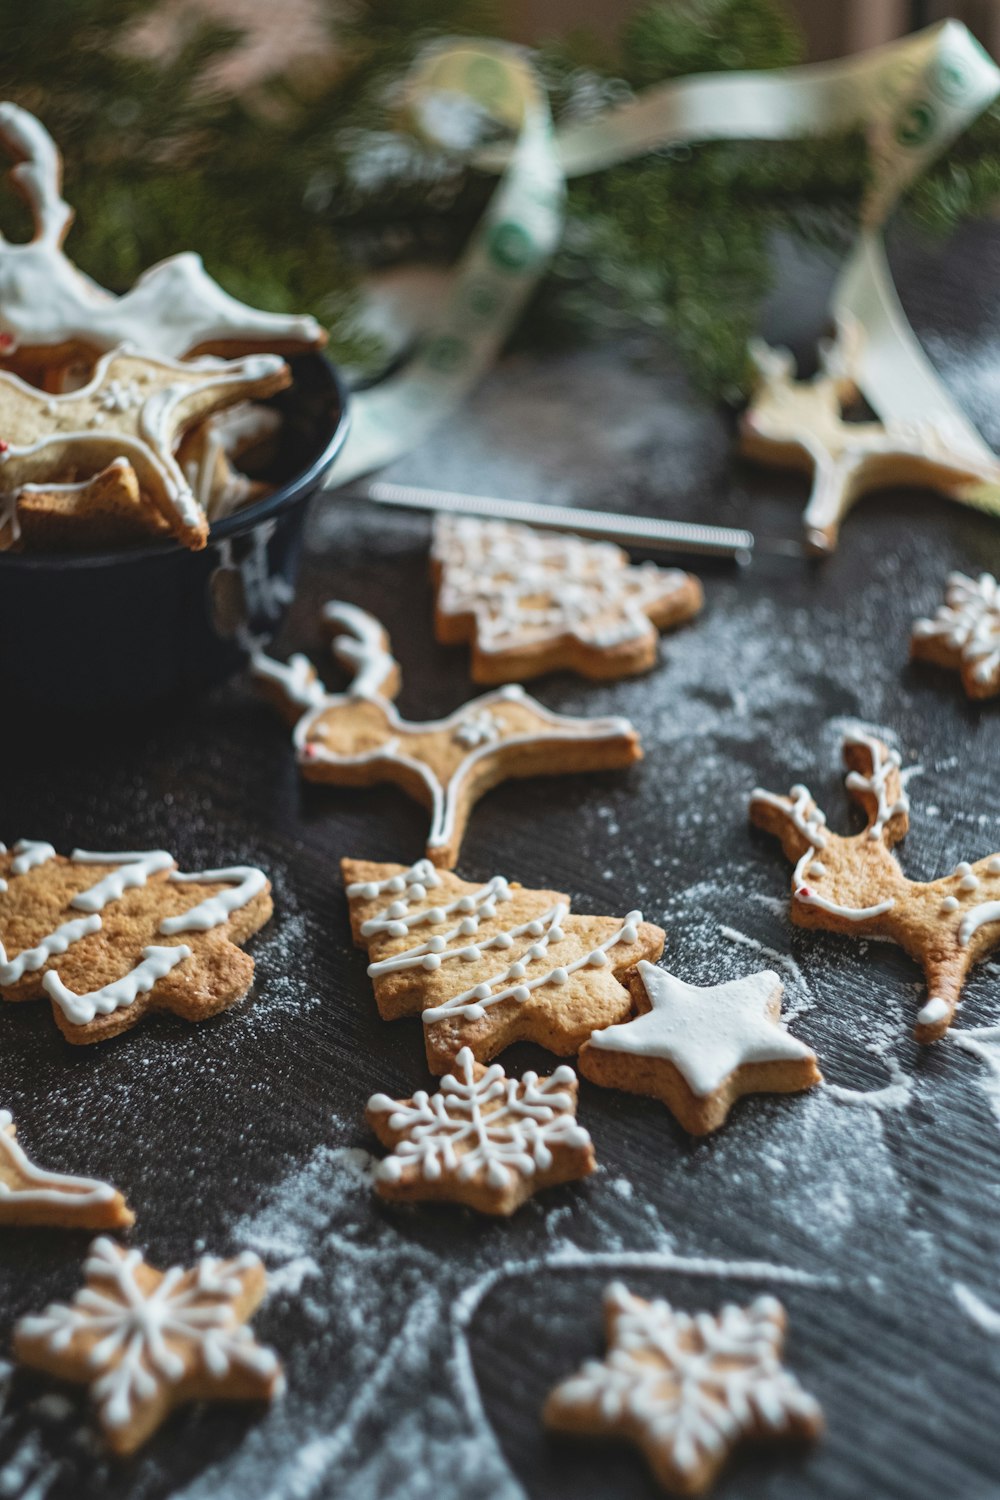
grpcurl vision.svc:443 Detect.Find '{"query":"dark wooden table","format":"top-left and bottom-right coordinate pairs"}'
top-left (3, 222), bottom-right (1000, 1500)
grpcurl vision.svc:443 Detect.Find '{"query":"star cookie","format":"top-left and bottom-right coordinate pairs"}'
top-left (343, 857), bottom-right (664, 1074)
top-left (366, 1047), bottom-right (595, 1215)
top-left (0, 841), bottom-right (272, 1044)
top-left (750, 731), bottom-right (1000, 1042)
top-left (431, 514), bottom-right (703, 682)
top-left (544, 1282), bottom-right (823, 1495)
top-left (0, 346), bottom-right (290, 550)
top-left (740, 317), bottom-right (1000, 555)
top-left (0, 101), bottom-right (324, 371)
top-left (14, 1236), bottom-right (283, 1454)
top-left (911, 571), bottom-right (1000, 700)
top-left (577, 962), bottom-right (820, 1134)
top-left (0, 1109), bottom-right (133, 1229)
top-left (254, 601), bottom-right (642, 869)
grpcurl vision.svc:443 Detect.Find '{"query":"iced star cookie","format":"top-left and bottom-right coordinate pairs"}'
top-left (544, 1282), bottom-right (823, 1495)
top-left (740, 317), bottom-right (1000, 555)
top-left (0, 346), bottom-right (289, 551)
top-left (14, 1236), bottom-right (283, 1454)
top-left (0, 841), bottom-right (272, 1043)
top-left (0, 101), bottom-right (324, 372)
top-left (366, 1047), bottom-right (594, 1215)
top-left (431, 514), bottom-right (703, 682)
top-left (750, 731), bottom-right (1000, 1042)
top-left (343, 856), bottom-right (664, 1074)
top-left (911, 571), bottom-right (1000, 700)
top-left (0, 1109), bottom-right (133, 1229)
top-left (254, 601), bottom-right (642, 869)
top-left (578, 962), bottom-right (820, 1134)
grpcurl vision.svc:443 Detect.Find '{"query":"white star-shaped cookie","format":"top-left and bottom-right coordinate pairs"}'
top-left (578, 962), bottom-right (820, 1134)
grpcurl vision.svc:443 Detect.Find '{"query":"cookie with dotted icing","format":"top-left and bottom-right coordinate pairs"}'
top-left (750, 731), bottom-right (1000, 1043)
top-left (14, 1236), bottom-right (283, 1454)
top-left (544, 1282), bottom-right (823, 1494)
top-left (0, 346), bottom-right (289, 551)
top-left (365, 1047), bottom-right (595, 1215)
top-left (0, 841), bottom-right (272, 1043)
top-left (343, 855), bottom-right (664, 1074)
top-left (0, 1109), bottom-right (134, 1229)
top-left (254, 600), bottom-right (642, 869)
top-left (578, 961), bottom-right (820, 1134)
top-left (911, 571), bottom-right (1000, 700)
top-left (431, 514), bottom-right (703, 682)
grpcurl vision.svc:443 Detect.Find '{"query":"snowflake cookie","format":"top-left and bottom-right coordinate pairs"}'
top-left (0, 841), bottom-right (272, 1044)
top-left (0, 1109), bottom-right (133, 1230)
top-left (254, 601), bottom-right (642, 869)
top-left (577, 962), bottom-right (820, 1134)
top-left (366, 1047), bottom-right (594, 1215)
top-left (14, 1237), bottom-right (283, 1454)
top-left (750, 731), bottom-right (1000, 1042)
top-left (545, 1283), bottom-right (822, 1495)
top-left (343, 856), bottom-right (664, 1074)
top-left (431, 514), bottom-right (703, 683)
top-left (911, 571), bottom-right (1000, 700)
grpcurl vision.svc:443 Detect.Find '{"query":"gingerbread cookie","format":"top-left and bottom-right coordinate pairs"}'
top-left (750, 731), bottom-right (1000, 1042)
top-left (366, 1047), bottom-right (594, 1215)
top-left (0, 101), bottom-right (324, 370)
top-left (0, 346), bottom-right (289, 551)
top-left (0, 842), bottom-right (272, 1043)
top-left (255, 602), bottom-right (642, 869)
top-left (740, 317), bottom-right (1000, 554)
top-left (343, 856), bottom-right (664, 1074)
top-left (431, 514), bottom-right (703, 683)
top-left (911, 571), bottom-right (1000, 700)
top-left (14, 1236), bottom-right (283, 1454)
top-left (1, 1109), bottom-right (133, 1229)
top-left (544, 1282), bottom-right (823, 1495)
top-left (578, 962), bottom-right (820, 1135)
top-left (13, 458), bottom-right (169, 552)
top-left (176, 402), bottom-right (281, 523)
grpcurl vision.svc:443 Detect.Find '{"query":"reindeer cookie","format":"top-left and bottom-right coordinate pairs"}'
top-left (740, 317), bottom-right (1000, 555)
top-left (0, 102), bottom-right (324, 372)
top-left (750, 732), bottom-right (1000, 1042)
top-left (254, 602), bottom-right (643, 869)
top-left (0, 841), bottom-right (272, 1043)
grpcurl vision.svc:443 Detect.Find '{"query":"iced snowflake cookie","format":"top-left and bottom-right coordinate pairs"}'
top-left (0, 101), bottom-right (323, 375)
top-left (366, 1047), bottom-right (594, 1215)
top-left (431, 515), bottom-right (703, 683)
top-left (740, 317), bottom-right (1000, 555)
top-left (254, 602), bottom-right (642, 869)
top-left (911, 571), bottom-right (1000, 700)
top-left (14, 1237), bottom-right (283, 1454)
top-left (1, 1109), bottom-right (133, 1229)
top-left (577, 962), bottom-right (820, 1134)
top-left (344, 856), bottom-right (663, 1074)
top-left (0, 346), bottom-right (289, 551)
top-left (544, 1283), bottom-right (822, 1495)
top-left (0, 841), bottom-right (272, 1043)
top-left (750, 731), bottom-right (1000, 1042)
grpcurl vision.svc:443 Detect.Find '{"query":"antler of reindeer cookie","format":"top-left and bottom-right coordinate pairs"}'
top-left (252, 603), bottom-right (641, 868)
top-left (740, 315), bottom-right (1000, 555)
top-left (0, 102), bottom-right (324, 367)
top-left (750, 731), bottom-right (1000, 1043)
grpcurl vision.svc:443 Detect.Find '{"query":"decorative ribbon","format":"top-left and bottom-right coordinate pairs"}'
top-left (326, 21), bottom-right (1000, 507)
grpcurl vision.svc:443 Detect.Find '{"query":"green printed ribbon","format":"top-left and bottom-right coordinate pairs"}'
top-left (327, 22), bottom-right (1000, 496)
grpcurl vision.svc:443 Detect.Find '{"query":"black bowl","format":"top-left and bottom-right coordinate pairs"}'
top-left (0, 351), bottom-right (348, 715)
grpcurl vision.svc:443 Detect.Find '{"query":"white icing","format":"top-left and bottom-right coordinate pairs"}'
top-left (959, 901), bottom-right (1000, 948)
top-left (843, 731), bottom-right (909, 841)
top-left (160, 867), bottom-right (267, 934)
top-left (15, 1236), bottom-right (280, 1432)
top-left (0, 914), bottom-right (102, 985)
top-left (940, 896), bottom-right (960, 914)
top-left (750, 784), bottom-right (827, 849)
top-left (917, 997), bottom-right (950, 1026)
top-left (0, 1110), bottom-right (116, 1211)
top-left (250, 651), bottom-right (327, 711)
top-left (43, 944), bottom-right (192, 1026)
top-left (953, 861), bottom-right (981, 893)
top-left (452, 710), bottom-right (503, 747)
top-left (793, 885), bottom-right (894, 922)
top-left (368, 1046), bottom-right (590, 1190)
top-left (548, 1282), bottom-right (821, 1478)
top-left (913, 572), bottom-right (1000, 689)
top-left (322, 601), bottom-right (400, 699)
top-left (586, 962), bottom-right (813, 1097)
top-left (69, 850), bottom-right (174, 912)
top-left (10, 839), bottom-right (55, 876)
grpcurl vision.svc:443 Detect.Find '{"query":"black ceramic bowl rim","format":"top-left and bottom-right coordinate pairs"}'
top-left (0, 352), bottom-right (351, 572)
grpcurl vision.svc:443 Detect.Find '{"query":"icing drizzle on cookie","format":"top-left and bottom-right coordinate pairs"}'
top-left (913, 572), bottom-right (1000, 690)
top-left (0, 1108), bottom-right (118, 1213)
